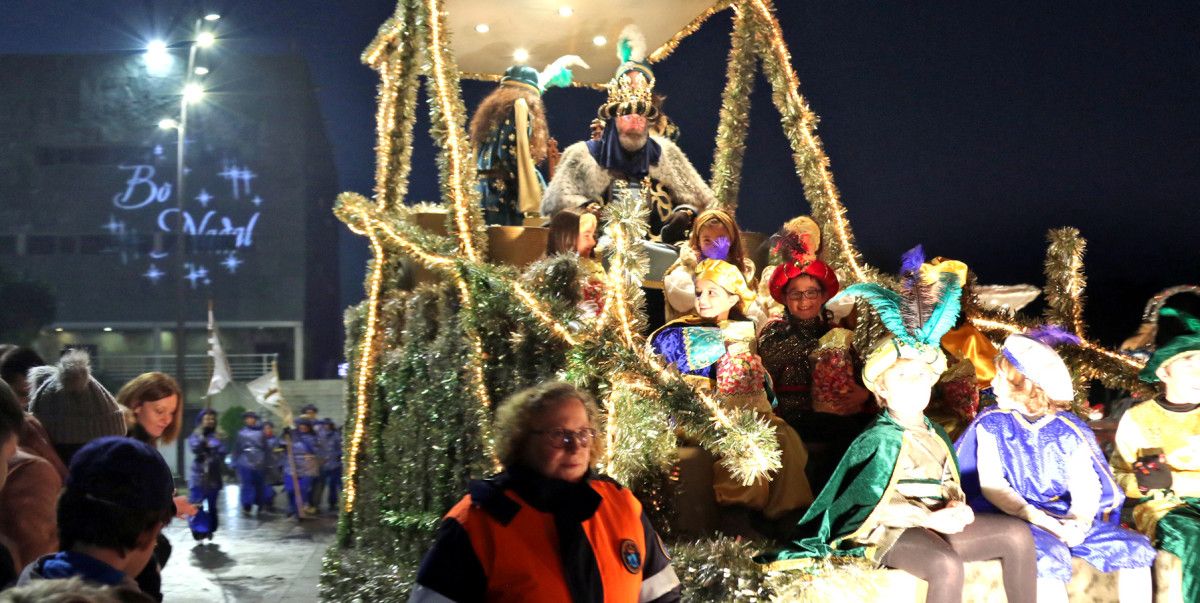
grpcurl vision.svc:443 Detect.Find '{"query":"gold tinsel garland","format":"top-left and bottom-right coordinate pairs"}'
top-left (647, 1), bottom-right (736, 64)
top-left (709, 5), bottom-right (757, 212)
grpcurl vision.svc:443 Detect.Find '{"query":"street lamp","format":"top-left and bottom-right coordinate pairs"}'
top-left (153, 15), bottom-right (218, 475)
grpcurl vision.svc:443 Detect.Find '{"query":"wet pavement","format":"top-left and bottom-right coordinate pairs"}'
top-left (160, 485), bottom-right (337, 602)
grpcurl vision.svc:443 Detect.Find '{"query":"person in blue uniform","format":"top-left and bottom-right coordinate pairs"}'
top-left (315, 418), bottom-right (342, 512)
top-left (282, 417), bottom-right (318, 518)
top-left (186, 409), bottom-right (226, 541)
top-left (231, 411), bottom-right (272, 516)
top-left (261, 421), bottom-right (280, 511)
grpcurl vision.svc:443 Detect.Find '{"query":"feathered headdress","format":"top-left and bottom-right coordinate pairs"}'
top-left (599, 25), bottom-right (657, 120)
top-left (828, 245), bottom-right (966, 390)
top-left (767, 228), bottom-right (839, 304)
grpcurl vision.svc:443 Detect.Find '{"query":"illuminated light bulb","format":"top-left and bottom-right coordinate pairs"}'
top-left (204, 13), bottom-right (221, 21)
top-left (194, 66), bottom-right (209, 76)
top-left (196, 31), bottom-right (216, 47)
top-left (103, 327), bottom-right (114, 332)
top-left (183, 83), bottom-right (205, 103)
top-left (512, 48), bottom-right (529, 63)
top-left (474, 23), bottom-right (490, 33)
top-left (592, 35), bottom-right (607, 47)
top-left (558, 6), bottom-right (573, 17)
top-left (144, 39), bottom-right (172, 75)
top-left (158, 118), bottom-right (179, 130)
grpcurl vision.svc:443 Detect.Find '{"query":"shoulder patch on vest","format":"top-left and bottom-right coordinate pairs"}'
top-left (619, 539), bottom-right (642, 574)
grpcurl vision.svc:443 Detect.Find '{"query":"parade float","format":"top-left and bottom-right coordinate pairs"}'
top-left (322, 1), bottom-right (1161, 600)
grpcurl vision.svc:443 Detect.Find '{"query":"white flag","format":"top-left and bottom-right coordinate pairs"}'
top-left (206, 308), bottom-right (233, 396)
top-left (247, 366), bottom-right (293, 426)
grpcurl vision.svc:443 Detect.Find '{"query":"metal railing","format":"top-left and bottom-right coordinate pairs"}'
top-left (94, 353), bottom-right (278, 384)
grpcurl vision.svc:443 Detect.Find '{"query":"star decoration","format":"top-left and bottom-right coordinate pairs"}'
top-left (143, 264), bottom-right (165, 284)
top-left (195, 189), bottom-right (213, 208)
top-left (184, 264), bottom-right (211, 289)
top-left (252, 195), bottom-right (263, 207)
top-left (101, 215), bottom-right (126, 235)
top-left (221, 253), bottom-right (243, 274)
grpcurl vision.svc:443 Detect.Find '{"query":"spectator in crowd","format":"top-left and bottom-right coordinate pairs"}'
top-left (27, 351), bottom-right (126, 466)
top-left (16, 436), bottom-right (174, 603)
top-left (0, 347), bottom-right (67, 480)
top-left (0, 381), bottom-right (62, 573)
top-left (0, 575), bottom-right (151, 603)
top-left (411, 381), bottom-right (681, 603)
top-left (0, 347), bottom-right (43, 408)
top-left (186, 409), bottom-right (226, 542)
top-left (0, 381), bottom-right (25, 586)
top-left (231, 411), bottom-right (273, 516)
top-left (115, 373), bottom-right (193, 602)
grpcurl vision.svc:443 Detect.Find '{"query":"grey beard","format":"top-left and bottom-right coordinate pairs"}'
top-left (618, 132), bottom-right (648, 152)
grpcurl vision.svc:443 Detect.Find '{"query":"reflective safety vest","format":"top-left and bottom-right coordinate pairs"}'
top-left (446, 479), bottom-right (646, 603)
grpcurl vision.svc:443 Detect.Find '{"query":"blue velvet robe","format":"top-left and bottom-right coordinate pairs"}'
top-left (957, 406), bottom-right (1156, 580)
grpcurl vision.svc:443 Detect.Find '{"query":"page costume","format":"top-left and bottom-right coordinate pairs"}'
top-left (1111, 300), bottom-right (1200, 601)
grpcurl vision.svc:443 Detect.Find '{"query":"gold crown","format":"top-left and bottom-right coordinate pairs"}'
top-left (598, 72), bottom-right (659, 120)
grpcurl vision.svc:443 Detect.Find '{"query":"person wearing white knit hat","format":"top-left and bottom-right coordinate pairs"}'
top-left (956, 326), bottom-right (1155, 603)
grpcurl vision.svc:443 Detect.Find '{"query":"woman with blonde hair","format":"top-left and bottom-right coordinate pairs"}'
top-left (411, 381), bottom-right (680, 603)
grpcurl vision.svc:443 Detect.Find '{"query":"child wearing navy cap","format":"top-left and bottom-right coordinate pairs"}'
top-left (16, 436), bottom-right (174, 601)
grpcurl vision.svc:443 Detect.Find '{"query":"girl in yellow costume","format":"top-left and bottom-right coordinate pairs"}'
top-left (650, 237), bottom-right (811, 538)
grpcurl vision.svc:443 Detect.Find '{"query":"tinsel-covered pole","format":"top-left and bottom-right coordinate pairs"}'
top-left (743, 0), bottom-right (881, 286)
top-left (417, 0), bottom-right (487, 262)
top-left (709, 5), bottom-right (757, 212)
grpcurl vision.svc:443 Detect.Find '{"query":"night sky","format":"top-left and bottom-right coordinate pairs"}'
top-left (2, 1), bottom-right (1197, 346)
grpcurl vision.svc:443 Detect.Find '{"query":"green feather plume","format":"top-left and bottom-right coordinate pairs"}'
top-left (830, 283), bottom-right (911, 345)
top-left (917, 271), bottom-right (964, 344)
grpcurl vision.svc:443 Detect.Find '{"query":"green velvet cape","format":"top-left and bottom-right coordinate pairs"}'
top-left (760, 411), bottom-right (958, 564)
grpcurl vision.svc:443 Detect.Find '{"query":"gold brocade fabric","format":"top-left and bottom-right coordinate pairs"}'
top-left (757, 317), bottom-right (829, 424)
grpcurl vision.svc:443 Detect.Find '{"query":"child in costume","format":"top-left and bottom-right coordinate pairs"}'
top-left (187, 409), bottom-right (226, 541)
top-left (756, 227), bottom-right (871, 490)
top-left (956, 328), bottom-right (1155, 602)
top-left (662, 209), bottom-right (758, 324)
top-left (763, 246), bottom-right (1036, 603)
top-left (650, 241), bottom-right (812, 539)
top-left (544, 206), bottom-right (606, 320)
top-left (1112, 291), bottom-right (1200, 602)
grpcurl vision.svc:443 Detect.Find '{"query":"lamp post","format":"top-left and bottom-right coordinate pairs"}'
top-left (154, 13), bottom-right (218, 475)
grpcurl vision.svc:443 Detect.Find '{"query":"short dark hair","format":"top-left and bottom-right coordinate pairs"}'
top-left (0, 347), bottom-right (46, 387)
top-left (56, 487), bottom-right (172, 554)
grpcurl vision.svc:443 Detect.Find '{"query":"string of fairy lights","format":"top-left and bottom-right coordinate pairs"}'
top-left (338, 0), bottom-right (1148, 518)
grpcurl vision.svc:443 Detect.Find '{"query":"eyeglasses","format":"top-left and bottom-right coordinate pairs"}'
top-left (532, 427), bottom-right (597, 449)
top-left (786, 289), bottom-right (824, 301)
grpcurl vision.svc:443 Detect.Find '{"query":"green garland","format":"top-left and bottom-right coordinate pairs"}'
top-left (710, 6), bottom-right (757, 212)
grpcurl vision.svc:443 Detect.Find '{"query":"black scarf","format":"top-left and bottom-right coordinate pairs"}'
top-left (586, 120), bottom-right (661, 180)
top-left (505, 465), bottom-right (604, 603)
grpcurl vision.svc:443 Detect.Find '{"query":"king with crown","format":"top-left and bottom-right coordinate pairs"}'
top-left (541, 25), bottom-right (713, 243)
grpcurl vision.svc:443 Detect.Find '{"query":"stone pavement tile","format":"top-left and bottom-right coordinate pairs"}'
top-left (160, 485), bottom-right (337, 602)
